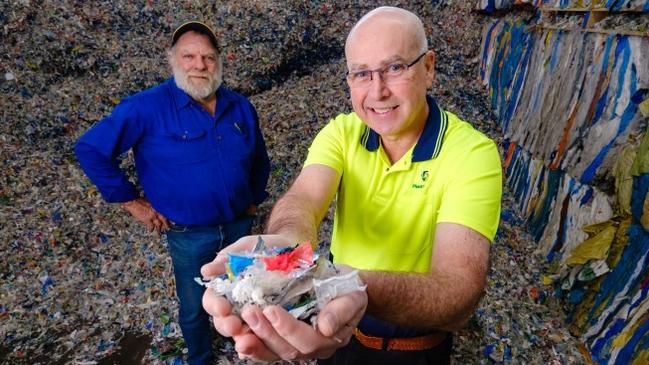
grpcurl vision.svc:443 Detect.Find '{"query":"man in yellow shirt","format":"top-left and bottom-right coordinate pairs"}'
top-left (201, 6), bottom-right (502, 364)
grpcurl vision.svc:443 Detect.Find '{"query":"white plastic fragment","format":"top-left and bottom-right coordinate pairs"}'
top-left (313, 270), bottom-right (366, 311)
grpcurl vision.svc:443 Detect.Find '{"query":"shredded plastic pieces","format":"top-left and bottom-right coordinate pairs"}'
top-left (197, 238), bottom-right (366, 324)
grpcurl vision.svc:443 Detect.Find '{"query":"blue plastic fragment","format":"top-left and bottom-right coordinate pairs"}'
top-left (568, 288), bottom-right (585, 304)
top-left (484, 343), bottom-right (496, 357)
top-left (228, 254), bottom-right (254, 277)
top-left (40, 276), bottom-right (54, 294)
top-left (503, 345), bottom-right (512, 360)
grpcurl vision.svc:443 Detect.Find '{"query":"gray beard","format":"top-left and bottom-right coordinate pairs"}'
top-left (172, 66), bottom-right (222, 101)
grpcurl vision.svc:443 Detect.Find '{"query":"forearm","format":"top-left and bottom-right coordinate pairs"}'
top-left (360, 268), bottom-right (485, 332)
top-left (75, 143), bottom-right (138, 202)
top-left (265, 190), bottom-right (320, 245)
top-left (264, 165), bottom-right (340, 247)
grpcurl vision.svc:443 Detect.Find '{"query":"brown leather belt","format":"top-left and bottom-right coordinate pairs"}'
top-left (352, 327), bottom-right (447, 351)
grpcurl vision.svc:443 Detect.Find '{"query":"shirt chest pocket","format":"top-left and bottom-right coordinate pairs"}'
top-left (141, 129), bottom-right (210, 165)
top-left (169, 129), bottom-right (211, 164)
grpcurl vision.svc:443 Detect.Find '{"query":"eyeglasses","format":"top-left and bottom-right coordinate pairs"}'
top-left (346, 51), bottom-right (427, 88)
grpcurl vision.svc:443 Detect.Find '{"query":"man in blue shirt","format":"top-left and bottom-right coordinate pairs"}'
top-left (75, 21), bottom-right (270, 365)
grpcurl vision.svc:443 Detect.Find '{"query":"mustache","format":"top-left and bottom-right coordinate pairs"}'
top-left (187, 73), bottom-right (212, 79)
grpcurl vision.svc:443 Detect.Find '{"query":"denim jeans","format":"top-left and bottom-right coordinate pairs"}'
top-left (165, 215), bottom-right (254, 365)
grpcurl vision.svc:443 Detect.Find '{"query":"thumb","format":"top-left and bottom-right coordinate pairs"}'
top-left (200, 235), bottom-right (255, 279)
top-left (200, 254), bottom-right (228, 279)
top-left (317, 290), bottom-right (367, 337)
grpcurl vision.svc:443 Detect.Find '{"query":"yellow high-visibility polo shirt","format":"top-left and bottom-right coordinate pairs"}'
top-left (304, 96), bottom-right (502, 273)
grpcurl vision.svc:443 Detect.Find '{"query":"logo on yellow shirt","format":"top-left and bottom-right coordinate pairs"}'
top-left (411, 170), bottom-right (429, 189)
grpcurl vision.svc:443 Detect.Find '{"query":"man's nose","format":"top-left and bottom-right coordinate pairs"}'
top-left (368, 71), bottom-right (390, 98)
top-left (193, 57), bottom-right (207, 70)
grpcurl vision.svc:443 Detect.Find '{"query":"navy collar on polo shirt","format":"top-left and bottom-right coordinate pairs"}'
top-left (360, 95), bottom-right (448, 162)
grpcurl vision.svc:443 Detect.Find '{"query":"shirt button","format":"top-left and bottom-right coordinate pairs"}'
top-left (216, 135), bottom-right (222, 140)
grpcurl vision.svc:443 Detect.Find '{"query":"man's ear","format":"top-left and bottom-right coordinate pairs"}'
top-left (425, 50), bottom-right (436, 88)
top-left (166, 47), bottom-right (176, 69)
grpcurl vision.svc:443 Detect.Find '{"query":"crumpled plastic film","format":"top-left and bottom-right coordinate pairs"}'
top-left (631, 130), bottom-right (649, 177)
top-left (640, 98), bottom-right (649, 118)
top-left (566, 221), bottom-right (617, 266)
top-left (199, 238), bottom-right (365, 323)
top-left (313, 270), bottom-right (367, 311)
top-left (613, 144), bottom-right (637, 217)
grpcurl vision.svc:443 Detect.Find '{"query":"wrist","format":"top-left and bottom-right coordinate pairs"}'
top-left (120, 198), bottom-right (141, 208)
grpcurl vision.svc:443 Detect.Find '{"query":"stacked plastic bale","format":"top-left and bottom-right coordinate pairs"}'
top-left (592, 0), bottom-right (649, 11)
top-left (539, 1), bottom-right (648, 10)
top-left (539, 0), bottom-right (592, 8)
top-left (479, 10), bottom-right (649, 365)
top-left (477, 0), bottom-right (541, 12)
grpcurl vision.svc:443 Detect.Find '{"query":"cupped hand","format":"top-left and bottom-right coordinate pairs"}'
top-left (235, 289), bottom-right (368, 361)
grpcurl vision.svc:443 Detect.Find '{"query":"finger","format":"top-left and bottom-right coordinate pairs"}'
top-left (157, 214), bottom-right (171, 231)
top-left (151, 217), bottom-right (162, 234)
top-left (263, 305), bottom-right (338, 356)
top-left (153, 220), bottom-right (162, 235)
top-left (144, 219), bottom-right (155, 232)
top-left (213, 314), bottom-right (246, 337)
top-left (203, 292), bottom-right (245, 337)
top-left (242, 306), bottom-right (299, 361)
top-left (233, 332), bottom-right (281, 362)
top-left (204, 296), bottom-right (248, 338)
top-left (317, 290), bottom-right (367, 337)
top-left (144, 207), bottom-right (157, 220)
top-left (202, 291), bottom-right (235, 318)
top-left (200, 236), bottom-right (258, 278)
top-left (200, 259), bottom-right (226, 278)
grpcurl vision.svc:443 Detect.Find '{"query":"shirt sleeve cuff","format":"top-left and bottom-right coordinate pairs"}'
top-left (102, 183), bottom-right (140, 203)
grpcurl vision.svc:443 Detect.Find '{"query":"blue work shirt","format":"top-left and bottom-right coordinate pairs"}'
top-left (75, 78), bottom-right (270, 226)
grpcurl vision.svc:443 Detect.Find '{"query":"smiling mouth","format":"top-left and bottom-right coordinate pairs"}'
top-left (369, 106), bottom-right (397, 114)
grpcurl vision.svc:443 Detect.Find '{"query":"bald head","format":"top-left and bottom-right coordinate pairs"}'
top-left (345, 7), bottom-right (427, 56)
